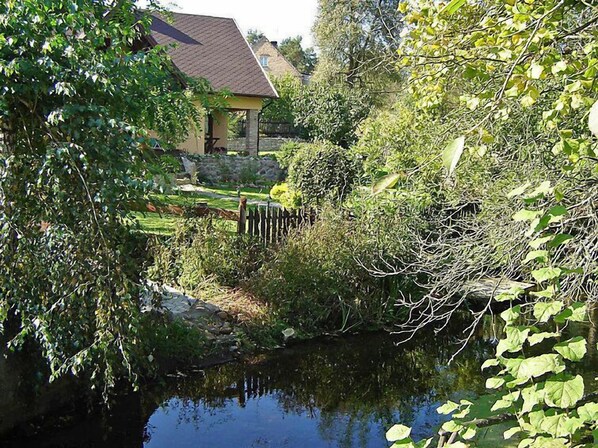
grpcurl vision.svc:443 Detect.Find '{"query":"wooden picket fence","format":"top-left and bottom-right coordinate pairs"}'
top-left (133, 197), bottom-right (315, 245)
top-left (237, 198), bottom-right (316, 246)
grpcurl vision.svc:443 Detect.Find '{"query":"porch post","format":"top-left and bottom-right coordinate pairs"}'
top-left (245, 109), bottom-right (259, 156)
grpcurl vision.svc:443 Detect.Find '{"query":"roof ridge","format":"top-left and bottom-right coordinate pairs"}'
top-left (166, 11), bottom-right (234, 21)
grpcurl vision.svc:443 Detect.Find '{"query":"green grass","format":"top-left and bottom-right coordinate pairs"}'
top-left (133, 185), bottom-right (271, 235)
top-left (132, 212), bottom-right (181, 236)
top-left (198, 185), bottom-right (271, 202)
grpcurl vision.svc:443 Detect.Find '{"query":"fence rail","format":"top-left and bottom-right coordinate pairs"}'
top-left (134, 198), bottom-right (315, 245)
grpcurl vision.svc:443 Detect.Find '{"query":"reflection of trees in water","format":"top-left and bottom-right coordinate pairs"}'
top-left (149, 318), bottom-right (495, 447)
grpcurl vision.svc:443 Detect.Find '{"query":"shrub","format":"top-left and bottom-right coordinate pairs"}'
top-left (147, 219), bottom-right (267, 291)
top-left (250, 209), bottom-right (405, 334)
top-left (269, 183), bottom-right (302, 209)
top-left (140, 315), bottom-right (212, 371)
top-left (287, 141), bottom-right (360, 205)
top-left (276, 141), bottom-right (304, 169)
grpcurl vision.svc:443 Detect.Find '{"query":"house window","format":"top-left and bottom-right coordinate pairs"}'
top-left (260, 55), bottom-right (269, 67)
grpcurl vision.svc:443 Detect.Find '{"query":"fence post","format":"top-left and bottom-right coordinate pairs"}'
top-left (238, 197), bottom-right (247, 234)
top-left (271, 208), bottom-right (278, 245)
top-left (248, 209), bottom-right (254, 236)
top-left (260, 207), bottom-right (267, 245)
top-left (265, 201), bottom-right (271, 246)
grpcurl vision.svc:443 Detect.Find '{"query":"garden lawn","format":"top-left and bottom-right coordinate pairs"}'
top-left (133, 185), bottom-right (271, 235)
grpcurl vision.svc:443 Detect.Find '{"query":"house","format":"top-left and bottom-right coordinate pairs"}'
top-left (251, 37), bottom-right (306, 82)
top-left (147, 12), bottom-right (278, 155)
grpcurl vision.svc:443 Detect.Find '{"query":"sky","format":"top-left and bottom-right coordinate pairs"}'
top-left (159, 0), bottom-right (319, 48)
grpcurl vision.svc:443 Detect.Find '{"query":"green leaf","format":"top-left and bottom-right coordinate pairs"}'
top-left (532, 267), bottom-right (562, 284)
top-left (529, 63), bottom-right (544, 80)
top-left (523, 250), bottom-right (549, 264)
top-left (566, 303), bottom-right (587, 322)
top-left (440, 0), bottom-right (466, 15)
top-left (504, 426), bottom-right (520, 439)
top-left (442, 136), bottom-right (465, 176)
top-left (436, 401), bottom-right (459, 415)
top-left (547, 234), bottom-right (573, 248)
top-left (486, 376), bottom-right (505, 389)
top-left (386, 424), bottom-right (411, 442)
top-left (547, 205), bottom-right (567, 218)
top-left (544, 374), bottom-right (584, 409)
top-left (491, 398), bottom-right (513, 411)
top-left (461, 425), bottom-right (476, 440)
top-left (533, 301), bottom-right (564, 322)
top-left (414, 439), bottom-right (432, 448)
top-left (525, 181), bottom-right (552, 200)
top-left (481, 358), bottom-right (499, 370)
top-left (540, 412), bottom-right (584, 438)
top-left (577, 402), bottom-right (598, 423)
top-left (496, 326), bottom-right (529, 356)
top-left (589, 99), bottom-right (598, 137)
top-left (521, 383), bottom-right (546, 413)
top-left (507, 183), bottom-right (531, 198)
top-left (528, 331), bottom-right (560, 346)
top-left (553, 304), bottom-right (586, 324)
top-left (495, 286), bottom-right (525, 302)
top-left (529, 235), bottom-right (553, 249)
top-left (372, 173), bottom-right (402, 195)
top-left (500, 305), bottom-right (521, 324)
top-left (553, 337), bottom-right (587, 362)
top-left (441, 420), bottom-right (464, 433)
top-left (518, 354), bottom-right (565, 379)
top-left (531, 286), bottom-right (556, 299)
top-left (513, 209), bottom-right (542, 222)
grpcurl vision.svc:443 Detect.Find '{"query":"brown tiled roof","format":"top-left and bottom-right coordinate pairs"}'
top-left (149, 12), bottom-right (278, 98)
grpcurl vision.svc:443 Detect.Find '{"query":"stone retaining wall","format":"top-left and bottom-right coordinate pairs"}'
top-left (228, 137), bottom-right (304, 152)
top-left (186, 154), bottom-right (285, 184)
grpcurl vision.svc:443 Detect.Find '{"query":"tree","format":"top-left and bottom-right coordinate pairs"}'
top-left (246, 28), bottom-right (265, 46)
top-left (279, 36), bottom-right (318, 75)
top-left (261, 75), bottom-right (303, 124)
top-left (0, 0), bottom-right (207, 395)
top-left (294, 82), bottom-right (372, 148)
top-left (312, 0), bottom-right (404, 89)
top-left (385, 1), bottom-right (598, 446)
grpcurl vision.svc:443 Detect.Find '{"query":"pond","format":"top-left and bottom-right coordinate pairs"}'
top-left (3, 315), bottom-right (597, 448)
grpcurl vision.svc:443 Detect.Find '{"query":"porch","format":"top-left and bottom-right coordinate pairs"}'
top-left (178, 96), bottom-right (265, 156)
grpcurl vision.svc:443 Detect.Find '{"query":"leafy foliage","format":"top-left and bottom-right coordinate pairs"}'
top-left (389, 0), bottom-right (598, 444)
top-left (287, 141), bottom-right (360, 205)
top-left (293, 82), bottom-right (372, 147)
top-left (148, 220), bottom-right (266, 290)
top-left (246, 28), bottom-right (265, 46)
top-left (269, 183), bottom-right (302, 209)
top-left (278, 36), bottom-right (317, 75)
top-left (250, 209), bottom-right (402, 334)
top-left (313, 0), bottom-right (404, 90)
top-left (0, 0), bottom-right (207, 394)
top-left (260, 75), bottom-right (303, 125)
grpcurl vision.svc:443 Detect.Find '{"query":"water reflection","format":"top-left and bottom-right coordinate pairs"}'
top-left (4, 311), bottom-right (596, 448)
top-left (142, 324), bottom-right (494, 448)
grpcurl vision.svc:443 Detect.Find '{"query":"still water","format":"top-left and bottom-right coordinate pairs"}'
top-left (5, 316), bottom-right (597, 448)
